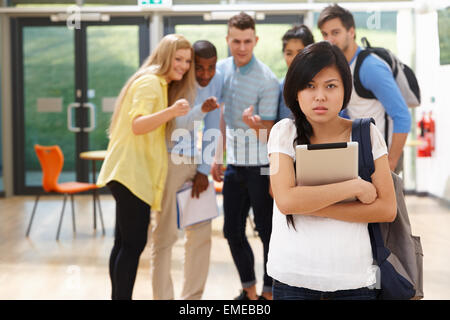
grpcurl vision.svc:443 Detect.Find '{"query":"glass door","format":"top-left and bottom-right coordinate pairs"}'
top-left (12, 17), bottom-right (149, 194)
top-left (16, 22), bottom-right (77, 190)
top-left (86, 23), bottom-right (143, 182)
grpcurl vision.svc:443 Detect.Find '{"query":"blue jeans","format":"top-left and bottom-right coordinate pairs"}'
top-left (222, 165), bottom-right (273, 293)
top-left (273, 280), bottom-right (379, 300)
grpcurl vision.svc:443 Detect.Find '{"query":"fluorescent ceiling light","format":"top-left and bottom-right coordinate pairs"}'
top-left (204, 11), bottom-right (265, 21)
top-left (50, 13), bottom-right (110, 22)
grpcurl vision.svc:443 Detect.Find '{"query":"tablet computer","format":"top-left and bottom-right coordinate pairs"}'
top-left (295, 142), bottom-right (359, 188)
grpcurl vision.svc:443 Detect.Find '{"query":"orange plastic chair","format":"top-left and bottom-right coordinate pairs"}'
top-left (26, 145), bottom-right (105, 240)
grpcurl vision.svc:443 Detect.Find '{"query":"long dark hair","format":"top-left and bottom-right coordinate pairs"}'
top-left (282, 41), bottom-right (353, 229)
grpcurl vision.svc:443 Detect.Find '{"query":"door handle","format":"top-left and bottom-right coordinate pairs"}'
top-left (67, 102), bottom-right (81, 132)
top-left (83, 102), bottom-right (96, 132)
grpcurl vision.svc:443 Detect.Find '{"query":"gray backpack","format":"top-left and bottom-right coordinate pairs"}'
top-left (354, 38), bottom-right (421, 144)
top-left (353, 118), bottom-right (423, 299)
top-left (354, 37), bottom-right (421, 108)
top-left (379, 172), bottom-right (424, 299)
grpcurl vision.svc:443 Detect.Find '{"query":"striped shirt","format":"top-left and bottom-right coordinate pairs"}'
top-left (217, 55), bottom-right (279, 166)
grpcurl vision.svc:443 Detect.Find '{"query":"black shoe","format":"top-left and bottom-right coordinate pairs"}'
top-left (234, 290), bottom-right (250, 300)
top-left (258, 295), bottom-right (267, 300)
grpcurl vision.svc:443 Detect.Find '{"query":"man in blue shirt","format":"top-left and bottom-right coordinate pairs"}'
top-left (211, 12), bottom-right (279, 300)
top-left (150, 40), bottom-right (222, 300)
top-left (318, 4), bottom-right (411, 172)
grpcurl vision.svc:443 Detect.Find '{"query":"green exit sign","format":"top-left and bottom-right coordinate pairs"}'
top-left (138, 0), bottom-right (172, 5)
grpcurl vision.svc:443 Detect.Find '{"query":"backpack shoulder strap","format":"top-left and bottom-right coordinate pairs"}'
top-left (354, 50), bottom-right (376, 100)
top-left (352, 118), bottom-right (376, 182)
top-left (352, 118), bottom-right (390, 264)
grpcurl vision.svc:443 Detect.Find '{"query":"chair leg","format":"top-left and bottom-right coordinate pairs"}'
top-left (26, 194), bottom-right (41, 237)
top-left (95, 192), bottom-right (105, 236)
top-left (56, 194), bottom-right (68, 241)
top-left (93, 190), bottom-right (97, 231)
top-left (70, 194), bottom-right (76, 233)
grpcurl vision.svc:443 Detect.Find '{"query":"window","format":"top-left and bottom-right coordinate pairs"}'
top-left (175, 23), bottom-right (296, 79)
top-left (312, 11), bottom-right (398, 54)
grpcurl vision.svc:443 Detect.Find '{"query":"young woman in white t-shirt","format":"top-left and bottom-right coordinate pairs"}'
top-left (267, 41), bottom-right (397, 300)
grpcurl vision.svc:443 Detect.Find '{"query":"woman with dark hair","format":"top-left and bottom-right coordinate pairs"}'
top-left (276, 24), bottom-right (314, 122)
top-left (266, 41), bottom-right (397, 300)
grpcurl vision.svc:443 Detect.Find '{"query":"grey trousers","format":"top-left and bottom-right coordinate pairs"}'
top-left (150, 155), bottom-right (212, 300)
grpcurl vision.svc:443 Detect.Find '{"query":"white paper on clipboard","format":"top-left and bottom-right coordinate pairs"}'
top-left (176, 181), bottom-right (220, 229)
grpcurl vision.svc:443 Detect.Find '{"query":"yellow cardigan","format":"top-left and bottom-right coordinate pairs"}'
top-left (97, 74), bottom-right (169, 212)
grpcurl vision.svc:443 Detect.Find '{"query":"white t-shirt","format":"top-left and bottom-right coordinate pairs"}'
top-left (266, 118), bottom-right (388, 292)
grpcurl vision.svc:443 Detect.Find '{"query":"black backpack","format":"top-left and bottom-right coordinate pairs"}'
top-left (354, 38), bottom-right (421, 143)
top-left (354, 37), bottom-right (421, 108)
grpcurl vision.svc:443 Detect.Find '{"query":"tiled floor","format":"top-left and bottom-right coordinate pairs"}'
top-left (0, 193), bottom-right (448, 300)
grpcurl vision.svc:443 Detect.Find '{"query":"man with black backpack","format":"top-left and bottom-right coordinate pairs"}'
top-left (318, 4), bottom-right (413, 173)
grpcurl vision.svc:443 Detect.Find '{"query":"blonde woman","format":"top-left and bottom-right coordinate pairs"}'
top-left (97, 34), bottom-right (196, 300)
